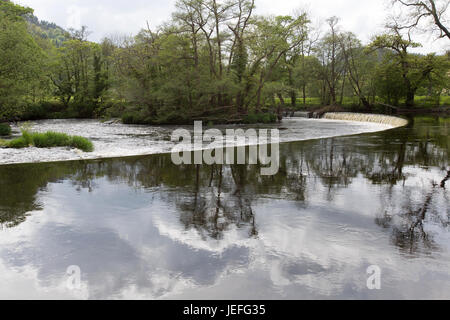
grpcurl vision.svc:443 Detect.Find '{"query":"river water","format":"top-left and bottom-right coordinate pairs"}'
top-left (0, 118), bottom-right (391, 165)
top-left (0, 116), bottom-right (448, 299)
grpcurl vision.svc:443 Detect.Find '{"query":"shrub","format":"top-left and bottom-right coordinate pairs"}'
top-left (122, 111), bottom-right (160, 125)
top-left (122, 112), bottom-right (138, 124)
top-left (21, 104), bottom-right (48, 120)
top-left (0, 123), bottom-right (11, 136)
top-left (21, 129), bottom-right (34, 146)
top-left (73, 103), bottom-right (95, 118)
top-left (20, 102), bottom-right (67, 121)
top-left (19, 102), bottom-right (102, 121)
top-left (261, 113), bottom-right (272, 124)
top-left (156, 111), bottom-right (189, 125)
top-left (243, 113), bottom-right (258, 124)
top-left (101, 101), bottom-right (126, 118)
top-left (32, 131), bottom-right (71, 148)
top-left (243, 113), bottom-right (277, 124)
top-left (6, 137), bottom-right (29, 148)
top-left (70, 136), bottom-right (94, 152)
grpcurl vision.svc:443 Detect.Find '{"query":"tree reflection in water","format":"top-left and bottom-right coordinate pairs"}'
top-left (175, 164), bottom-right (258, 240)
top-left (376, 170), bottom-right (450, 255)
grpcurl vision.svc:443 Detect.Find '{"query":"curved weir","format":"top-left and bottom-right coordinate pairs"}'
top-left (323, 112), bottom-right (408, 128)
top-left (0, 116), bottom-right (400, 165)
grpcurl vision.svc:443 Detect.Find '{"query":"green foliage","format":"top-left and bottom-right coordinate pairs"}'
top-left (3, 130), bottom-right (94, 152)
top-left (121, 111), bottom-right (154, 125)
top-left (21, 129), bottom-right (34, 145)
top-left (70, 136), bottom-right (94, 152)
top-left (6, 137), bottom-right (29, 148)
top-left (121, 112), bottom-right (138, 125)
top-left (374, 59), bottom-right (405, 106)
top-left (122, 109), bottom-right (190, 125)
top-left (26, 15), bottom-right (69, 48)
top-left (369, 32), bottom-right (446, 107)
top-left (32, 131), bottom-right (71, 148)
top-left (19, 101), bottom-right (99, 120)
top-left (1, 0), bottom-right (449, 125)
top-left (231, 39), bottom-right (248, 83)
top-left (0, 1), bottom-right (46, 121)
top-left (155, 110), bottom-right (190, 125)
top-left (0, 123), bottom-right (12, 136)
top-left (243, 113), bottom-right (277, 124)
top-left (20, 102), bottom-right (67, 120)
top-left (370, 34), bottom-right (422, 52)
top-left (72, 103), bottom-right (96, 118)
top-left (414, 96), bottom-right (450, 107)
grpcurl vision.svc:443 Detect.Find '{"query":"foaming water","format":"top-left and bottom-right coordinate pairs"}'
top-left (323, 113), bottom-right (408, 127)
top-left (0, 118), bottom-right (392, 165)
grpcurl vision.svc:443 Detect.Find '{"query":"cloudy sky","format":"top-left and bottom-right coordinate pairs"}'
top-left (16, 0), bottom-right (449, 53)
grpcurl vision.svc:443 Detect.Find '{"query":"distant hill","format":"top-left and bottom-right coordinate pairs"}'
top-left (26, 15), bottom-right (69, 48)
top-left (1, 0), bottom-right (71, 47)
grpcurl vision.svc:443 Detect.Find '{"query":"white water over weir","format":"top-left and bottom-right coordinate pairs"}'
top-left (323, 113), bottom-right (408, 128)
top-left (0, 116), bottom-right (398, 165)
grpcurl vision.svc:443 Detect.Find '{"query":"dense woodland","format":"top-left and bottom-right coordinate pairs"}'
top-left (0, 0), bottom-right (449, 124)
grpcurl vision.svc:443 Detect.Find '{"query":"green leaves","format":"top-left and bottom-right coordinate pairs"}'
top-left (0, 1), bottom-right (45, 121)
top-left (369, 29), bottom-right (445, 106)
top-left (0, 123), bottom-right (11, 136)
top-left (370, 34), bottom-right (422, 55)
top-left (0, 1), bottom-right (33, 22)
top-left (1, 0), bottom-right (449, 122)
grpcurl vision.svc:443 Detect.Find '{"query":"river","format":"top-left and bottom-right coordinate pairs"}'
top-left (0, 116), bottom-right (448, 299)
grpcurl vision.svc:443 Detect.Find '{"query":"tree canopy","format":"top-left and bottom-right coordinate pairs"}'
top-left (0, 0), bottom-right (449, 123)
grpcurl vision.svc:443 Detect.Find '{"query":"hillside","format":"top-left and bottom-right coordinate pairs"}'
top-left (26, 14), bottom-right (68, 48)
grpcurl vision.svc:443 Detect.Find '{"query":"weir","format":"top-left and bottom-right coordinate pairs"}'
top-left (1, 118), bottom-right (399, 165)
top-left (322, 113), bottom-right (409, 128)
top-left (292, 112), bottom-right (311, 118)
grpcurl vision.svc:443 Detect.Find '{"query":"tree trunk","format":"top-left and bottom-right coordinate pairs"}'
top-left (405, 87), bottom-right (415, 107)
top-left (340, 73), bottom-right (346, 105)
top-left (303, 85), bottom-right (306, 107)
top-left (361, 97), bottom-right (370, 109)
top-left (291, 91), bottom-right (297, 108)
top-left (330, 86), bottom-right (337, 106)
top-left (288, 69), bottom-right (296, 108)
top-left (277, 93), bottom-right (285, 107)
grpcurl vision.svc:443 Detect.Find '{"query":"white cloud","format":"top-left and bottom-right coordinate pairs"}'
top-left (16, 0), bottom-right (449, 53)
top-left (66, 5), bottom-right (82, 30)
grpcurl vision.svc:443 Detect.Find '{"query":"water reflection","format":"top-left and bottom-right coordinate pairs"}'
top-left (0, 116), bottom-right (448, 299)
top-left (376, 171), bottom-right (449, 256)
top-left (174, 164), bottom-right (259, 240)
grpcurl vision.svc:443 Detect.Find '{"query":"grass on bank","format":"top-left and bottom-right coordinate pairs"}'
top-left (0, 130), bottom-right (94, 152)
